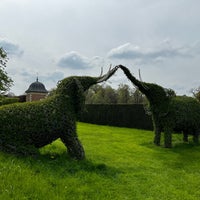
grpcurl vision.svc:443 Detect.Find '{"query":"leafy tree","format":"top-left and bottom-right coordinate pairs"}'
top-left (85, 85), bottom-right (117, 104)
top-left (104, 85), bottom-right (118, 104)
top-left (85, 85), bottom-right (104, 104)
top-left (130, 88), bottom-right (144, 104)
top-left (0, 47), bottom-right (13, 95)
top-left (117, 84), bottom-right (130, 104)
top-left (192, 87), bottom-right (200, 102)
top-left (85, 84), bottom-right (145, 104)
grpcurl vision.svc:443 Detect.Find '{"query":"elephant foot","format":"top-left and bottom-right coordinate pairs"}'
top-left (67, 142), bottom-right (85, 160)
top-left (164, 131), bottom-right (172, 148)
top-left (62, 137), bottom-right (85, 160)
top-left (154, 135), bottom-right (161, 146)
top-left (183, 132), bottom-right (189, 142)
top-left (154, 140), bottom-right (161, 146)
top-left (164, 143), bottom-right (172, 148)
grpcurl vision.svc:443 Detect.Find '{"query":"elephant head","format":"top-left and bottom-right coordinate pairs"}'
top-left (119, 65), bottom-right (176, 116)
top-left (55, 66), bottom-right (119, 114)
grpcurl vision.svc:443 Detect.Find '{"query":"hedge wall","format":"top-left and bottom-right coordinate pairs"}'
top-left (0, 97), bottom-right (19, 106)
top-left (80, 104), bottom-right (153, 130)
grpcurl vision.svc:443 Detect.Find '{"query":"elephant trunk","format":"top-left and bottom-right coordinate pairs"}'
top-left (81, 65), bottom-right (119, 91)
top-left (119, 65), bottom-right (148, 94)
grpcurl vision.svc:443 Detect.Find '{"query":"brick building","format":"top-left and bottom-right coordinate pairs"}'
top-left (25, 77), bottom-right (48, 102)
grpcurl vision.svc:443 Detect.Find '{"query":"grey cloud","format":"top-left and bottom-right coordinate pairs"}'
top-left (107, 43), bottom-right (143, 60)
top-left (57, 51), bottom-right (106, 70)
top-left (107, 40), bottom-right (197, 63)
top-left (0, 38), bottom-right (23, 56)
top-left (57, 51), bottom-right (91, 69)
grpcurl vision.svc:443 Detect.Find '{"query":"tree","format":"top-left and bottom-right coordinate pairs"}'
top-left (0, 47), bottom-right (13, 95)
top-left (85, 85), bottom-right (104, 104)
top-left (192, 87), bottom-right (200, 102)
top-left (85, 84), bottom-right (145, 104)
top-left (85, 84), bottom-right (117, 104)
top-left (103, 85), bottom-right (118, 104)
top-left (130, 88), bottom-right (145, 104)
top-left (117, 84), bottom-right (131, 104)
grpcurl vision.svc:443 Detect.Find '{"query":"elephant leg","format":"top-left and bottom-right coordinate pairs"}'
top-left (183, 131), bottom-right (189, 142)
top-left (61, 134), bottom-right (85, 160)
top-left (164, 128), bottom-right (172, 148)
top-left (193, 130), bottom-right (199, 144)
top-left (60, 122), bottom-right (85, 160)
top-left (154, 127), bottom-right (161, 146)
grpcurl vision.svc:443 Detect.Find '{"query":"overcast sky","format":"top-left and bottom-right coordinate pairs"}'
top-left (1, 0), bottom-right (200, 95)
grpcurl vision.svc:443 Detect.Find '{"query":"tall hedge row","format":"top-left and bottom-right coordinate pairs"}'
top-left (80, 104), bottom-right (153, 130)
top-left (0, 97), bottom-right (19, 106)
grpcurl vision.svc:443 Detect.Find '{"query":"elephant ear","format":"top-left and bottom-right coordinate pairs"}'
top-left (70, 78), bottom-right (85, 116)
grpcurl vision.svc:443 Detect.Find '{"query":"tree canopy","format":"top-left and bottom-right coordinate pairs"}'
top-left (0, 47), bottom-right (13, 95)
top-left (85, 84), bottom-right (145, 104)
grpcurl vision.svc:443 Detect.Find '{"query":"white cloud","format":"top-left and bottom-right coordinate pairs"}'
top-left (57, 51), bottom-right (91, 69)
top-left (0, 38), bottom-right (23, 57)
top-left (107, 40), bottom-right (198, 64)
top-left (57, 51), bottom-right (106, 70)
top-left (1, 0), bottom-right (200, 96)
top-left (107, 43), bottom-right (142, 60)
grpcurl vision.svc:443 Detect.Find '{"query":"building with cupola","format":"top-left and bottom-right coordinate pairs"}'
top-left (25, 77), bottom-right (48, 102)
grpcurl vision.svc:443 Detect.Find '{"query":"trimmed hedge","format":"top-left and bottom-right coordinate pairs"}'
top-left (0, 97), bottom-right (19, 106)
top-left (119, 65), bottom-right (200, 147)
top-left (0, 71), bottom-right (119, 160)
top-left (0, 76), bottom-right (102, 159)
top-left (80, 104), bottom-right (153, 130)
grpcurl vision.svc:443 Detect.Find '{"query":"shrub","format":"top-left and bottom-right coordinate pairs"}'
top-left (0, 97), bottom-right (19, 106)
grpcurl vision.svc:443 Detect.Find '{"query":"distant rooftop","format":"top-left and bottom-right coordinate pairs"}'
top-left (25, 77), bottom-right (48, 94)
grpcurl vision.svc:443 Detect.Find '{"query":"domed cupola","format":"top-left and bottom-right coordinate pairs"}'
top-left (26, 77), bottom-right (48, 94)
top-left (25, 77), bottom-right (48, 102)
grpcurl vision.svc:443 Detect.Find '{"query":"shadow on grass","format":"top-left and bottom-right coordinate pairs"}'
top-left (1, 150), bottom-right (121, 179)
top-left (140, 139), bottom-right (200, 170)
top-left (42, 152), bottom-right (120, 177)
top-left (140, 133), bottom-right (200, 151)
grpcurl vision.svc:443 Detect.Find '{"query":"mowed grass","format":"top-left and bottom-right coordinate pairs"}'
top-left (1, 122), bottom-right (200, 200)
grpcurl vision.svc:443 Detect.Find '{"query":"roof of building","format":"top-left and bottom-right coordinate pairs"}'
top-left (25, 78), bottom-right (48, 94)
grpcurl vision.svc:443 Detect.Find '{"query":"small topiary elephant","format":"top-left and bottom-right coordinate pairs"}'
top-left (0, 66), bottom-right (118, 159)
top-left (119, 65), bottom-right (200, 147)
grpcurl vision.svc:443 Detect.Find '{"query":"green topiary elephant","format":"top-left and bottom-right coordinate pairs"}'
top-left (119, 65), bottom-right (200, 147)
top-left (0, 66), bottom-right (118, 159)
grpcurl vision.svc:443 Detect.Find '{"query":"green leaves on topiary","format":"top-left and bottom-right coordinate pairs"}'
top-left (0, 76), bottom-right (99, 159)
top-left (0, 66), bottom-right (119, 159)
top-left (0, 96), bottom-right (19, 106)
top-left (119, 65), bottom-right (200, 147)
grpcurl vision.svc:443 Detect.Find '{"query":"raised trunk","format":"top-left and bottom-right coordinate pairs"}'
top-left (119, 65), bottom-right (148, 95)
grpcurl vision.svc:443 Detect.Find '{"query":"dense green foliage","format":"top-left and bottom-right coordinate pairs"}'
top-left (1, 122), bottom-right (200, 200)
top-left (0, 47), bottom-right (13, 94)
top-left (80, 104), bottom-right (153, 130)
top-left (119, 65), bottom-right (200, 147)
top-left (0, 65), bottom-right (118, 159)
top-left (0, 76), bottom-right (103, 159)
top-left (85, 84), bottom-right (144, 104)
top-left (0, 96), bottom-right (19, 106)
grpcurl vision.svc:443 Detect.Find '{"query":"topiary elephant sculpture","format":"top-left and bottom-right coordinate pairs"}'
top-left (0, 66), bottom-right (118, 159)
top-left (119, 65), bottom-right (200, 147)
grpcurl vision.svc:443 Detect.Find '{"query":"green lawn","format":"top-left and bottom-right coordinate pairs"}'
top-left (1, 122), bottom-right (200, 200)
